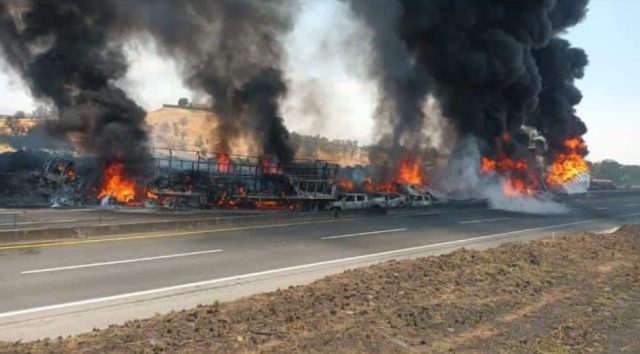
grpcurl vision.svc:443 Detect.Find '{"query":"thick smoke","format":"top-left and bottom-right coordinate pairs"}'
top-left (0, 0), bottom-right (151, 177)
top-left (350, 0), bottom-right (590, 161)
top-left (348, 0), bottom-right (430, 152)
top-left (0, 0), bottom-right (296, 174)
top-left (123, 0), bottom-right (296, 163)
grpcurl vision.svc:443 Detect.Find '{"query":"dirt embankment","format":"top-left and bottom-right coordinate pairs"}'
top-left (2, 226), bottom-right (640, 353)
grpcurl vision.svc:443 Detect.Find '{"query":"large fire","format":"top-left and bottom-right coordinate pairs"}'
top-left (481, 156), bottom-right (538, 196)
top-left (546, 138), bottom-right (589, 186)
top-left (338, 178), bottom-right (354, 192)
top-left (97, 163), bottom-right (137, 203)
top-left (217, 152), bottom-right (231, 173)
top-left (342, 154), bottom-right (426, 193)
top-left (396, 155), bottom-right (424, 185)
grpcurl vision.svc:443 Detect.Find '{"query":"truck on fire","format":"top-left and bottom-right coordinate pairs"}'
top-left (147, 148), bottom-right (340, 210)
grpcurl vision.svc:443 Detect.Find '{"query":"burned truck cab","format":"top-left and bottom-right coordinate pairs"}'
top-left (41, 159), bottom-right (77, 186)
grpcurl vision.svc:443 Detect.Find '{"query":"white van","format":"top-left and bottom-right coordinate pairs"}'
top-left (331, 193), bottom-right (370, 210)
top-left (409, 194), bottom-right (433, 207)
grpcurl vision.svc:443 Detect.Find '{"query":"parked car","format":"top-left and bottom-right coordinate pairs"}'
top-left (387, 193), bottom-right (408, 208)
top-left (369, 193), bottom-right (389, 208)
top-left (368, 193), bottom-right (408, 209)
top-left (409, 194), bottom-right (433, 207)
top-left (330, 193), bottom-right (370, 210)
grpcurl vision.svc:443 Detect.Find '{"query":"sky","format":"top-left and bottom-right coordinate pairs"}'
top-left (0, 0), bottom-right (638, 164)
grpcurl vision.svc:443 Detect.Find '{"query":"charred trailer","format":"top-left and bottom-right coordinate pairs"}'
top-left (148, 148), bottom-right (340, 210)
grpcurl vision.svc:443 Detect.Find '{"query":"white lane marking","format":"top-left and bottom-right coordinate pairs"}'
top-left (397, 209), bottom-right (480, 217)
top-left (321, 228), bottom-right (407, 240)
top-left (21, 249), bottom-right (223, 274)
top-left (625, 204), bottom-right (638, 207)
top-left (594, 207), bottom-right (610, 210)
top-left (460, 217), bottom-right (510, 224)
top-left (0, 219), bottom-right (78, 226)
top-left (4, 212), bottom-right (640, 319)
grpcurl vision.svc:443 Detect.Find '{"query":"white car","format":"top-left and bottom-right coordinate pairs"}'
top-left (331, 193), bottom-right (370, 210)
top-left (369, 193), bottom-right (389, 208)
top-left (369, 193), bottom-right (408, 209)
top-left (409, 194), bottom-right (433, 207)
top-left (387, 194), bottom-right (408, 208)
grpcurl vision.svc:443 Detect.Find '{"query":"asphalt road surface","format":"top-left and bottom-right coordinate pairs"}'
top-left (0, 189), bottom-right (639, 339)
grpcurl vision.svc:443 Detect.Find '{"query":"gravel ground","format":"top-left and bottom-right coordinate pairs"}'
top-left (2, 226), bottom-right (639, 354)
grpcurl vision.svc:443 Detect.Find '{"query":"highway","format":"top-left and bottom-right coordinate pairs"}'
top-left (0, 190), bottom-right (639, 340)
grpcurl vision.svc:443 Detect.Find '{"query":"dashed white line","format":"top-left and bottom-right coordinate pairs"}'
top-left (625, 204), bottom-right (638, 207)
top-left (594, 207), bottom-right (610, 210)
top-left (21, 249), bottom-right (223, 274)
top-left (322, 228), bottom-right (407, 240)
top-left (460, 217), bottom-right (510, 224)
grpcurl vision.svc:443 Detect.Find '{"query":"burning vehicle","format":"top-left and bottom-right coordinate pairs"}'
top-left (480, 126), bottom-right (590, 199)
top-left (0, 0), bottom-right (593, 213)
top-left (93, 148), bottom-right (340, 211)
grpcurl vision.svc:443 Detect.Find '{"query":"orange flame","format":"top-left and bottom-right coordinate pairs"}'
top-left (97, 163), bottom-right (137, 203)
top-left (481, 156), bottom-right (537, 196)
top-left (217, 152), bottom-right (231, 173)
top-left (338, 178), bottom-right (354, 192)
top-left (396, 155), bottom-right (424, 185)
top-left (145, 189), bottom-right (159, 200)
top-left (343, 154), bottom-right (426, 193)
top-left (546, 138), bottom-right (589, 186)
top-left (255, 200), bottom-right (281, 209)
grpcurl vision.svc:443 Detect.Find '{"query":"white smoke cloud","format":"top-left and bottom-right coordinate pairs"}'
top-left (434, 136), bottom-right (570, 215)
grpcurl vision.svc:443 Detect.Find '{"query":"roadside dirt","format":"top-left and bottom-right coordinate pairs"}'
top-left (2, 226), bottom-right (639, 353)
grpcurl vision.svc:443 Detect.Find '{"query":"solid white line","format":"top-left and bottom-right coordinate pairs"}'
top-left (0, 219), bottom-right (78, 226)
top-left (460, 217), bottom-right (509, 224)
top-left (594, 207), bottom-right (610, 210)
top-left (21, 249), bottom-right (223, 274)
top-left (321, 228), bottom-right (407, 240)
top-left (625, 204), bottom-right (638, 207)
top-left (4, 212), bottom-right (640, 320)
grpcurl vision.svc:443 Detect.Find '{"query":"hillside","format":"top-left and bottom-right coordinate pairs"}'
top-left (0, 107), bottom-right (371, 165)
top-left (146, 106), bottom-right (370, 165)
top-left (0, 117), bottom-right (39, 152)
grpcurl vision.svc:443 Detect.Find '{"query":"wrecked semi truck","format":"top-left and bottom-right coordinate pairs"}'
top-left (148, 148), bottom-right (340, 210)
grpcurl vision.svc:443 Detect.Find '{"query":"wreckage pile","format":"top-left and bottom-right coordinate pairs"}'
top-left (0, 148), bottom-right (341, 210)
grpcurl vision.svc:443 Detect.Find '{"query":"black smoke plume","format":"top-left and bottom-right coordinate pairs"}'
top-left (532, 0), bottom-right (589, 157)
top-left (350, 0), bottom-right (590, 160)
top-left (348, 0), bottom-right (430, 153)
top-left (0, 0), bottom-right (151, 177)
top-left (123, 0), bottom-right (296, 163)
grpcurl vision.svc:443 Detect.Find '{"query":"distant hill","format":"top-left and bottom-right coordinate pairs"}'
top-left (146, 106), bottom-right (370, 165)
top-left (0, 106), bottom-right (371, 165)
top-left (0, 116), bottom-right (39, 153)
